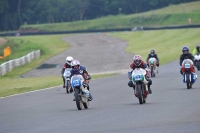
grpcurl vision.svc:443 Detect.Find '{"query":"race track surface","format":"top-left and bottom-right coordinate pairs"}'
top-left (1, 60), bottom-right (200, 133)
top-left (22, 33), bottom-right (133, 77)
top-left (1, 33), bottom-right (200, 133)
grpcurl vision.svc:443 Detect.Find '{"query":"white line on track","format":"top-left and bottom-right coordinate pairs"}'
top-left (0, 69), bottom-right (129, 99)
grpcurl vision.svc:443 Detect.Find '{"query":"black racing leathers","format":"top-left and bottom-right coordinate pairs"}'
top-left (146, 54), bottom-right (159, 66)
top-left (179, 53), bottom-right (194, 66)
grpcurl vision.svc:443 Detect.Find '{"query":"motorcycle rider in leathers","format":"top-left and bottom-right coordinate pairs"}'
top-left (128, 55), bottom-right (152, 94)
top-left (179, 46), bottom-right (195, 74)
top-left (61, 56), bottom-right (73, 88)
top-left (192, 44), bottom-right (200, 66)
top-left (70, 60), bottom-right (93, 101)
top-left (192, 44), bottom-right (200, 56)
top-left (146, 49), bottom-right (160, 68)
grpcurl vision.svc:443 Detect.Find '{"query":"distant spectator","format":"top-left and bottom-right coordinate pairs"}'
top-left (188, 18), bottom-right (192, 25)
top-left (15, 33), bottom-right (20, 36)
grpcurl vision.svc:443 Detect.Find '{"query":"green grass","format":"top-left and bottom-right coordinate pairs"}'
top-left (20, 1), bottom-right (200, 32)
top-left (109, 28), bottom-right (200, 65)
top-left (0, 73), bottom-right (118, 98)
top-left (0, 35), bottom-right (70, 76)
top-left (0, 35), bottom-right (119, 98)
top-left (1, 28), bottom-right (200, 97)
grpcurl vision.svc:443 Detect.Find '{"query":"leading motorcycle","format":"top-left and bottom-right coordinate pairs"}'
top-left (71, 74), bottom-right (90, 110)
top-left (131, 68), bottom-right (149, 104)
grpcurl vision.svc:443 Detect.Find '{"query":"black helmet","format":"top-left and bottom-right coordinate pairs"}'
top-left (182, 46), bottom-right (189, 54)
top-left (196, 45), bottom-right (200, 52)
top-left (150, 49), bottom-right (155, 56)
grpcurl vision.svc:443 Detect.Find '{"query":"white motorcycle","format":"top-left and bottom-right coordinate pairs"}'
top-left (148, 57), bottom-right (158, 77)
top-left (71, 74), bottom-right (90, 110)
top-left (131, 68), bottom-right (149, 104)
top-left (194, 53), bottom-right (200, 71)
top-left (63, 68), bottom-right (72, 93)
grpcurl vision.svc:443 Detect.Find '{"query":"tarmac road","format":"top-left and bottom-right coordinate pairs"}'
top-left (22, 33), bottom-right (133, 77)
top-left (1, 60), bottom-right (200, 133)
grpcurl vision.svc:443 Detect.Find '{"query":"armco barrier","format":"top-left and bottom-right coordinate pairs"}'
top-left (0, 50), bottom-right (40, 76)
top-left (0, 24), bottom-right (200, 37)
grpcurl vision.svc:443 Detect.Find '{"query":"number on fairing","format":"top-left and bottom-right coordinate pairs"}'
top-left (134, 75), bottom-right (142, 81)
top-left (184, 63), bottom-right (190, 69)
top-left (65, 71), bottom-right (71, 76)
top-left (73, 80), bottom-right (81, 87)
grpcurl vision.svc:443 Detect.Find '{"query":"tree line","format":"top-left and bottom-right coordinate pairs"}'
top-left (0, 0), bottom-right (198, 31)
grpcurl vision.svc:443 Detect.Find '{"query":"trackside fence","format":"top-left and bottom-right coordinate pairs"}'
top-left (0, 50), bottom-right (40, 76)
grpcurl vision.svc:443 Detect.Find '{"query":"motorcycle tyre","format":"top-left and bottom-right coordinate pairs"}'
top-left (186, 73), bottom-right (191, 89)
top-left (75, 89), bottom-right (82, 110)
top-left (136, 84), bottom-right (143, 104)
top-left (151, 66), bottom-right (154, 78)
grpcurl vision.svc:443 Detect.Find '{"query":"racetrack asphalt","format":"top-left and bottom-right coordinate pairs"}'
top-left (22, 33), bottom-right (133, 77)
top-left (1, 34), bottom-right (200, 133)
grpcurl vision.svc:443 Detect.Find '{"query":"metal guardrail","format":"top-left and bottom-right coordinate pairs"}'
top-left (0, 50), bottom-right (40, 76)
top-left (0, 24), bottom-right (200, 37)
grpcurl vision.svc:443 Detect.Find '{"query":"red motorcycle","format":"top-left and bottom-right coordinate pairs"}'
top-left (181, 59), bottom-right (196, 89)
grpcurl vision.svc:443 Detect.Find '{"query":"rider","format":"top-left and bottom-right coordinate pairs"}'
top-left (179, 46), bottom-right (195, 75)
top-left (70, 60), bottom-right (93, 101)
top-left (192, 44), bottom-right (200, 55)
top-left (146, 49), bottom-right (159, 70)
top-left (128, 55), bottom-right (152, 94)
top-left (61, 56), bottom-right (73, 88)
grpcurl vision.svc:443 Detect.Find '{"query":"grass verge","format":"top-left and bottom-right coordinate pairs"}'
top-left (109, 28), bottom-right (200, 65)
top-left (20, 1), bottom-right (200, 32)
top-left (0, 73), bottom-right (118, 98)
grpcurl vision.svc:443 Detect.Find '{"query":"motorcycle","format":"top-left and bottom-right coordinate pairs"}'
top-left (148, 57), bottom-right (158, 77)
top-left (71, 74), bottom-right (90, 110)
top-left (194, 52), bottom-right (200, 71)
top-left (63, 68), bottom-right (72, 93)
top-left (131, 68), bottom-right (149, 104)
top-left (182, 59), bottom-right (197, 89)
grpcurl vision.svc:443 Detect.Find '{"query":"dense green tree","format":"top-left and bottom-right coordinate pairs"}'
top-left (0, 0), bottom-right (198, 31)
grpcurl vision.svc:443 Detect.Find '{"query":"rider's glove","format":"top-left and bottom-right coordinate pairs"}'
top-left (86, 75), bottom-right (91, 80)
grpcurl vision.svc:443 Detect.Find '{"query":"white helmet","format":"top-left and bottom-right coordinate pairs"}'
top-left (66, 56), bottom-right (73, 65)
top-left (71, 60), bottom-right (80, 70)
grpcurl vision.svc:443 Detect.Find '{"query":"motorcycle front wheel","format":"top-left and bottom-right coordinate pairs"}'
top-left (136, 84), bottom-right (144, 104)
top-left (151, 66), bottom-right (154, 77)
top-left (186, 73), bottom-right (191, 89)
top-left (75, 89), bottom-right (82, 110)
top-left (196, 61), bottom-right (200, 71)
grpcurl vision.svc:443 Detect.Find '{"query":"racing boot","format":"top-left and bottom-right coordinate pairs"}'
top-left (88, 92), bottom-right (93, 101)
top-left (147, 79), bottom-right (152, 94)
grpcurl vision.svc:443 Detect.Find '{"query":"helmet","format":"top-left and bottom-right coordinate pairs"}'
top-left (71, 60), bottom-right (80, 70)
top-left (150, 49), bottom-right (155, 56)
top-left (182, 46), bottom-right (189, 54)
top-left (196, 45), bottom-right (200, 52)
top-left (133, 55), bottom-right (142, 66)
top-left (66, 56), bottom-right (73, 65)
